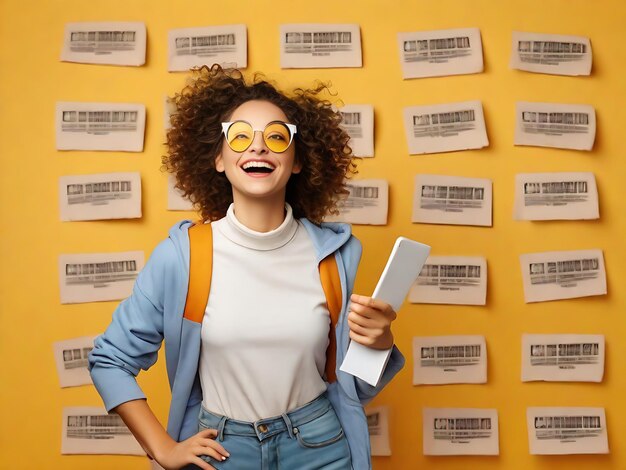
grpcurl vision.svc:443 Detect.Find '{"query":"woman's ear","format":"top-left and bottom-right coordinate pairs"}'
top-left (215, 153), bottom-right (225, 173)
top-left (292, 158), bottom-right (302, 175)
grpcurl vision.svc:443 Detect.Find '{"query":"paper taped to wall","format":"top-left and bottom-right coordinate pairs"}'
top-left (514, 172), bottom-right (599, 220)
top-left (423, 408), bottom-right (499, 455)
top-left (59, 251), bottom-right (144, 304)
top-left (398, 28), bottom-right (484, 79)
top-left (409, 255), bottom-right (487, 305)
top-left (521, 334), bottom-right (605, 382)
top-left (403, 101), bottom-right (488, 154)
top-left (60, 22), bottom-right (146, 66)
top-left (325, 179), bottom-right (388, 225)
top-left (510, 31), bottom-right (592, 76)
top-left (514, 102), bottom-right (596, 151)
top-left (519, 249), bottom-right (607, 303)
top-left (168, 25), bottom-right (247, 71)
top-left (412, 174), bottom-right (492, 226)
top-left (339, 104), bottom-right (374, 157)
top-left (56, 102), bottom-right (146, 152)
top-left (413, 335), bottom-right (487, 385)
top-left (62, 407), bottom-right (145, 455)
top-left (527, 407), bottom-right (608, 454)
top-left (53, 336), bottom-right (98, 388)
top-left (280, 24), bottom-right (362, 68)
top-left (59, 172), bottom-right (142, 221)
top-left (366, 405), bottom-right (392, 456)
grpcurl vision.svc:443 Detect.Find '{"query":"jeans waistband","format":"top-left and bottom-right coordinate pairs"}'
top-left (199, 392), bottom-right (332, 442)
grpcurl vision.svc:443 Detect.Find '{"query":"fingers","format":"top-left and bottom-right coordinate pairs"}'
top-left (198, 428), bottom-right (219, 439)
top-left (349, 329), bottom-right (382, 348)
top-left (349, 295), bottom-right (397, 322)
top-left (195, 429), bottom-right (230, 459)
top-left (350, 293), bottom-right (391, 312)
top-left (194, 444), bottom-right (228, 463)
top-left (191, 456), bottom-right (216, 470)
top-left (348, 310), bottom-right (383, 331)
top-left (348, 294), bottom-right (395, 350)
top-left (197, 438), bottom-right (229, 458)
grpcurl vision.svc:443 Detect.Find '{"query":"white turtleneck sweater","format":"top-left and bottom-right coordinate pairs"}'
top-left (199, 204), bottom-right (329, 422)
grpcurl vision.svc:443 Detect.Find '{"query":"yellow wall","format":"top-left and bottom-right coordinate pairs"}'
top-left (1, 0), bottom-right (625, 468)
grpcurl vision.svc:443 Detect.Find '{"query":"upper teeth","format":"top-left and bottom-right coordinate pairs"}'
top-left (242, 161), bottom-right (275, 170)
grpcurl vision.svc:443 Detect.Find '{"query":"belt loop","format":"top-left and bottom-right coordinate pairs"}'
top-left (281, 412), bottom-right (295, 439)
top-left (216, 415), bottom-right (228, 442)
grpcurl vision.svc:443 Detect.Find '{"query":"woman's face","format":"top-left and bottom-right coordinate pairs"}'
top-left (215, 99), bottom-right (301, 205)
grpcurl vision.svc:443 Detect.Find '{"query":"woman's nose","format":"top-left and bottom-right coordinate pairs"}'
top-left (248, 130), bottom-right (269, 153)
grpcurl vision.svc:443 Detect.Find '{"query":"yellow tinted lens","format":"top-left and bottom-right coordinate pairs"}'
top-left (226, 121), bottom-right (253, 152)
top-left (263, 122), bottom-right (292, 153)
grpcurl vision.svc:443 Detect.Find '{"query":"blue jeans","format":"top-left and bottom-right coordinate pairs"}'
top-left (197, 392), bottom-right (352, 469)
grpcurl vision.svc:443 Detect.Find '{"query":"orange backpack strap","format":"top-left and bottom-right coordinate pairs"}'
top-left (183, 222), bottom-right (213, 324)
top-left (319, 254), bottom-right (342, 384)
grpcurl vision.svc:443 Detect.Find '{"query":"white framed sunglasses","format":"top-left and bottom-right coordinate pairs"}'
top-left (221, 120), bottom-right (297, 153)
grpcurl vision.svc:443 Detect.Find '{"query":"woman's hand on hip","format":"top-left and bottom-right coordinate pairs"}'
top-left (347, 294), bottom-right (397, 350)
top-left (155, 428), bottom-right (230, 470)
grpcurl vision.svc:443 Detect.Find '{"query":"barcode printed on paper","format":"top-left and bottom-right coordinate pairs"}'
top-left (521, 112), bottom-right (590, 135)
top-left (511, 32), bottom-right (592, 75)
top-left (284, 31), bottom-right (353, 56)
top-left (421, 345), bottom-right (481, 367)
top-left (517, 40), bottom-right (587, 68)
top-left (63, 347), bottom-right (94, 370)
top-left (66, 180), bottom-right (132, 204)
top-left (421, 185), bottom-right (485, 210)
top-left (338, 104), bottom-right (374, 157)
top-left (529, 258), bottom-right (600, 286)
top-left (174, 34), bottom-right (236, 56)
top-left (417, 264), bottom-right (481, 288)
top-left (514, 102), bottom-right (595, 150)
top-left (70, 30), bottom-right (137, 52)
top-left (530, 342), bottom-right (600, 366)
top-left (285, 31), bottom-right (354, 55)
top-left (325, 179), bottom-right (387, 225)
top-left (403, 36), bottom-right (472, 62)
top-left (67, 414), bottom-right (131, 439)
top-left (434, 417), bottom-right (493, 440)
top-left (533, 415), bottom-right (602, 439)
top-left (62, 110), bottom-right (138, 133)
top-left (280, 24), bottom-right (361, 68)
top-left (340, 111), bottom-right (362, 137)
top-left (413, 110), bottom-right (476, 138)
top-left (65, 260), bottom-right (138, 285)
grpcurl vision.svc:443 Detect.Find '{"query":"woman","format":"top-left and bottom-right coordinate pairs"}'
top-left (89, 65), bottom-right (404, 470)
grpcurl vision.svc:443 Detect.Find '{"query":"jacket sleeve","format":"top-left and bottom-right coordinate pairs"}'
top-left (354, 346), bottom-right (405, 404)
top-left (88, 239), bottom-right (174, 412)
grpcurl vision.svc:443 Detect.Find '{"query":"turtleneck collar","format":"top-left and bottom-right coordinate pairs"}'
top-left (216, 203), bottom-right (299, 251)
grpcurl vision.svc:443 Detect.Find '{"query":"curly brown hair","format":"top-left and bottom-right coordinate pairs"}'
top-left (162, 64), bottom-right (357, 223)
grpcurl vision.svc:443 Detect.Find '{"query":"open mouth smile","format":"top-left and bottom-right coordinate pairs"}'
top-left (241, 160), bottom-right (276, 175)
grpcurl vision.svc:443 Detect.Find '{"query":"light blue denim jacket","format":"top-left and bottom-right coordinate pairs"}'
top-left (89, 219), bottom-right (405, 470)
